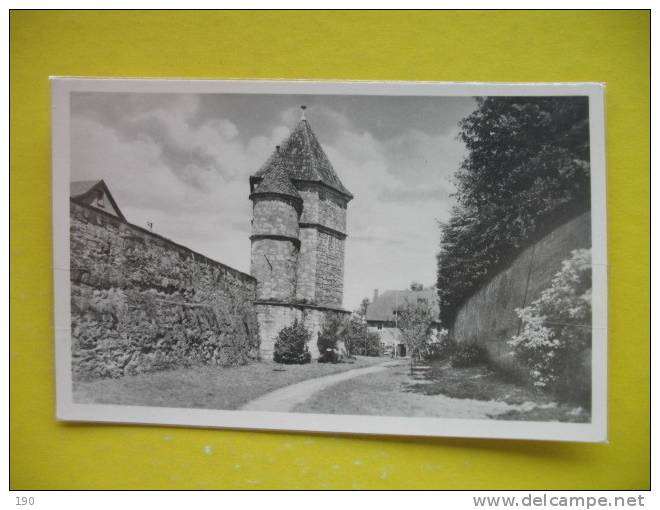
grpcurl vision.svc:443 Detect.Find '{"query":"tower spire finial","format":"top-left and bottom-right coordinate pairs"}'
top-left (300, 105), bottom-right (307, 121)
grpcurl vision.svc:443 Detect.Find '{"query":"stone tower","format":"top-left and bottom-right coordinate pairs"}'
top-left (249, 107), bottom-right (353, 357)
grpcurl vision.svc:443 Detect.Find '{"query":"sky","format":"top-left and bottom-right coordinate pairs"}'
top-left (70, 92), bottom-right (477, 310)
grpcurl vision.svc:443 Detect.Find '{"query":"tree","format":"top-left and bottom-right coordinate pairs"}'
top-left (364, 331), bottom-right (383, 357)
top-left (356, 297), bottom-right (371, 317)
top-left (437, 96), bottom-right (591, 326)
top-left (343, 314), bottom-right (382, 357)
top-left (397, 302), bottom-right (435, 375)
top-left (409, 281), bottom-right (424, 291)
top-left (343, 314), bottom-right (363, 356)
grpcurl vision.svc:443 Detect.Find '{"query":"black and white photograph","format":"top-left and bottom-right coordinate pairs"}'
top-left (52, 79), bottom-right (607, 441)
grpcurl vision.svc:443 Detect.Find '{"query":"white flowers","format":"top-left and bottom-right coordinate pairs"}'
top-left (509, 249), bottom-right (592, 390)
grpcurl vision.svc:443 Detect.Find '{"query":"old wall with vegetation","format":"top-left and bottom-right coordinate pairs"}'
top-left (451, 212), bottom-right (591, 373)
top-left (70, 202), bottom-right (259, 381)
top-left (437, 96), bottom-right (591, 326)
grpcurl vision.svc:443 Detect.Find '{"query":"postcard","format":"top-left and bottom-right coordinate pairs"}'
top-left (52, 78), bottom-right (607, 441)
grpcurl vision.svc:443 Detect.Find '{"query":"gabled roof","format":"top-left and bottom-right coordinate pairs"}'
top-left (250, 156), bottom-right (302, 201)
top-left (252, 118), bottom-right (353, 199)
top-left (70, 179), bottom-right (126, 221)
top-left (70, 180), bottom-right (102, 198)
top-left (366, 289), bottom-right (440, 323)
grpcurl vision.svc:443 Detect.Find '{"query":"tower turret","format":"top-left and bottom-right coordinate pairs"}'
top-left (250, 108), bottom-right (353, 307)
top-left (249, 107), bottom-right (353, 358)
top-left (249, 157), bottom-right (302, 301)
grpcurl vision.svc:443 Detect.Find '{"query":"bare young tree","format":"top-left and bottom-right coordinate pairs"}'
top-left (356, 297), bottom-right (370, 317)
top-left (396, 301), bottom-right (435, 375)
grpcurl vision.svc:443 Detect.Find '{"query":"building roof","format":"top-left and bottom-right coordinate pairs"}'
top-left (251, 116), bottom-right (353, 199)
top-left (70, 179), bottom-right (126, 221)
top-left (70, 180), bottom-right (102, 198)
top-left (365, 288), bottom-right (440, 323)
top-left (250, 156), bottom-right (302, 201)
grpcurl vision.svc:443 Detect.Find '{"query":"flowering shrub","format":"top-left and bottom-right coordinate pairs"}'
top-left (509, 249), bottom-right (592, 399)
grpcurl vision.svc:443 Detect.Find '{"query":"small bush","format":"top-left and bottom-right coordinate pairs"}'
top-left (317, 314), bottom-right (347, 363)
top-left (426, 337), bottom-right (456, 360)
top-left (317, 348), bottom-right (338, 364)
top-left (273, 319), bottom-right (311, 365)
top-left (424, 328), bottom-right (454, 360)
top-left (450, 343), bottom-right (487, 368)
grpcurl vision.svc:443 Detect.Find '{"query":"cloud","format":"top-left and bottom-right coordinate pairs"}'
top-left (316, 112), bottom-right (467, 308)
top-left (379, 184), bottom-right (452, 203)
top-left (72, 93), bottom-right (289, 189)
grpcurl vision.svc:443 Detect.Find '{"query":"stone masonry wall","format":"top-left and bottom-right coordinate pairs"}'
top-left (252, 198), bottom-right (300, 237)
top-left (315, 231), bottom-right (345, 306)
top-left (250, 239), bottom-right (299, 300)
top-left (318, 192), bottom-right (347, 232)
top-left (297, 184), bottom-right (347, 233)
top-left (451, 212), bottom-right (591, 374)
top-left (255, 303), bottom-right (349, 359)
top-left (295, 227), bottom-right (318, 302)
top-left (289, 183), bottom-right (347, 306)
top-left (70, 202), bottom-right (259, 381)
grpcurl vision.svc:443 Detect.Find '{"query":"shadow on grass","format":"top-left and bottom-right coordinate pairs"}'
top-left (403, 360), bottom-right (590, 423)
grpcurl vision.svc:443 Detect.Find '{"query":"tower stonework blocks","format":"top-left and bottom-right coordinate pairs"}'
top-left (249, 109), bottom-right (353, 357)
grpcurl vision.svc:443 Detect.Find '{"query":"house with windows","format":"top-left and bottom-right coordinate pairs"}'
top-left (365, 288), bottom-right (441, 357)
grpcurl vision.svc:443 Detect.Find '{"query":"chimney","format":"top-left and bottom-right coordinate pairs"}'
top-left (300, 105), bottom-right (307, 120)
top-left (373, 289), bottom-right (379, 302)
top-left (276, 145), bottom-right (280, 153)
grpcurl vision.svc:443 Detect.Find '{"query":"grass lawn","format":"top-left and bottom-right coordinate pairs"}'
top-left (294, 359), bottom-right (590, 422)
top-left (405, 360), bottom-right (590, 422)
top-left (73, 356), bottom-right (386, 411)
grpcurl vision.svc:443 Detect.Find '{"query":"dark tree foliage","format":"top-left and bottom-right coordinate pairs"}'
top-left (437, 96), bottom-right (591, 326)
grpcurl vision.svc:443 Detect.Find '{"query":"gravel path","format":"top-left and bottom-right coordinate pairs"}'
top-left (240, 360), bottom-right (404, 412)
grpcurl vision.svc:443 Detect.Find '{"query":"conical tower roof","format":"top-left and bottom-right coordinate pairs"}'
top-left (250, 155), bottom-right (302, 201)
top-left (252, 113), bottom-right (353, 199)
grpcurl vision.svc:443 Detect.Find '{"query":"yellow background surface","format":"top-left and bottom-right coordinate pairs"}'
top-left (10, 10), bottom-right (650, 489)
